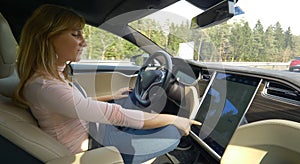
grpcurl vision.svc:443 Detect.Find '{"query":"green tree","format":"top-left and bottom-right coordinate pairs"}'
top-left (90, 28), bottom-right (117, 60)
top-left (280, 27), bottom-right (296, 62)
top-left (204, 23), bottom-right (231, 62)
top-left (273, 22), bottom-right (285, 61)
top-left (293, 36), bottom-right (300, 58)
top-left (167, 22), bottom-right (191, 56)
top-left (228, 20), bottom-right (247, 61)
top-left (228, 22), bottom-right (240, 61)
top-left (252, 20), bottom-right (265, 61)
top-left (240, 22), bottom-right (253, 61)
top-left (82, 25), bottom-right (93, 59)
top-left (264, 25), bottom-right (276, 61)
top-left (284, 27), bottom-right (294, 49)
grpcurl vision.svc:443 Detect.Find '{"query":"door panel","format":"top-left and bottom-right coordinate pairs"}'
top-left (74, 72), bottom-right (137, 97)
top-left (72, 64), bottom-right (139, 97)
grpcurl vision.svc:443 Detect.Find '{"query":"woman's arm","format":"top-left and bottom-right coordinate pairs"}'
top-left (92, 87), bottom-right (201, 135)
top-left (25, 79), bottom-right (144, 129)
top-left (143, 112), bottom-right (201, 136)
top-left (95, 87), bottom-right (132, 102)
top-left (26, 79), bottom-right (200, 132)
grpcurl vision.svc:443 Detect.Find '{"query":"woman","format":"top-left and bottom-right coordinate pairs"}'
top-left (15, 4), bottom-right (201, 164)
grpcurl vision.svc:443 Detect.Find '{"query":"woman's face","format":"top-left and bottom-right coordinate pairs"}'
top-left (52, 29), bottom-right (87, 66)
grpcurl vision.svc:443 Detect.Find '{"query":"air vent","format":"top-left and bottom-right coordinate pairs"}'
top-left (264, 81), bottom-right (300, 102)
top-left (200, 70), bottom-right (212, 81)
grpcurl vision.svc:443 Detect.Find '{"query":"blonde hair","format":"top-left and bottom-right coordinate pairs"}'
top-left (15, 4), bottom-right (85, 106)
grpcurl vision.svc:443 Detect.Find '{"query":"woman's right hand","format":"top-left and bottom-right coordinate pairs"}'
top-left (172, 116), bottom-right (202, 136)
top-left (142, 113), bottom-right (201, 136)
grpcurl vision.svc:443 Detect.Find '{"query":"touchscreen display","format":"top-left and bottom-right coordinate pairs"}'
top-left (191, 72), bottom-right (261, 159)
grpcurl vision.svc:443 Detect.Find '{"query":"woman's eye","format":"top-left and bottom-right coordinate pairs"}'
top-left (72, 33), bottom-right (79, 37)
top-left (71, 30), bottom-right (83, 39)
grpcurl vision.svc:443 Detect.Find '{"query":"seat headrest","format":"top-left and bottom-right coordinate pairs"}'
top-left (0, 13), bottom-right (17, 78)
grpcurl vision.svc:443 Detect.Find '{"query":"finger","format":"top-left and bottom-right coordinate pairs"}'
top-left (191, 120), bottom-right (202, 126)
top-left (121, 87), bottom-right (131, 93)
top-left (121, 95), bottom-right (129, 98)
top-left (180, 129), bottom-right (189, 136)
top-left (115, 95), bottom-right (128, 99)
top-left (184, 129), bottom-right (189, 136)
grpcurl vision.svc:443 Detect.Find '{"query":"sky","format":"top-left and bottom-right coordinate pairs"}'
top-left (234, 0), bottom-right (300, 35)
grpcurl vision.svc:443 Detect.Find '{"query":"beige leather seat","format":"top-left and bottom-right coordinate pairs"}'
top-left (221, 119), bottom-right (300, 164)
top-left (0, 12), bottom-right (123, 163)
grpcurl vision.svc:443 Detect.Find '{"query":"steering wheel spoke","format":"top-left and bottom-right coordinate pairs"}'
top-left (141, 90), bottom-right (147, 100)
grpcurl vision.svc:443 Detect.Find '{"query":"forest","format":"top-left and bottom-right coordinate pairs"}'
top-left (82, 18), bottom-right (300, 63)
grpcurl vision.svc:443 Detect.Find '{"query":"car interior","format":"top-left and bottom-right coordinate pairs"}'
top-left (1, 0), bottom-right (300, 163)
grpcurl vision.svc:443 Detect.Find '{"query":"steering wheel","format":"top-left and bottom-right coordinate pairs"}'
top-left (134, 51), bottom-right (173, 106)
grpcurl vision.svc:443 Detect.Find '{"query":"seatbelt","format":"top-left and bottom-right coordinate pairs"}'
top-left (66, 63), bottom-right (87, 98)
top-left (72, 80), bottom-right (87, 98)
top-left (67, 63), bottom-right (102, 149)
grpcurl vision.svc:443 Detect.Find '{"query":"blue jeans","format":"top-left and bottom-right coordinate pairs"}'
top-left (92, 124), bottom-right (181, 164)
top-left (90, 92), bottom-right (181, 163)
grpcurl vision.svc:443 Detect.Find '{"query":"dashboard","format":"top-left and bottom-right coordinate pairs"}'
top-left (169, 57), bottom-right (300, 123)
top-left (172, 58), bottom-right (199, 85)
top-left (184, 59), bottom-right (300, 124)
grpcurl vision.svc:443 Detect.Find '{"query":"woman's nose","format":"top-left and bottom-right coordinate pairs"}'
top-left (80, 38), bottom-right (87, 47)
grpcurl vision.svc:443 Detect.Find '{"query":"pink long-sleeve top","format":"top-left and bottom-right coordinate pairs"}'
top-left (23, 65), bottom-right (144, 154)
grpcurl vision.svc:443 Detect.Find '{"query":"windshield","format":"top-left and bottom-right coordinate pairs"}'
top-left (129, 0), bottom-right (300, 72)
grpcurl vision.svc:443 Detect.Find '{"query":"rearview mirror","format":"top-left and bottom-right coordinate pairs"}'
top-left (191, 0), bottom-right (235, 29)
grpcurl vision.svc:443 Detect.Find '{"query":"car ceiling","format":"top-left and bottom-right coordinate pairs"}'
top-left (0, 0), bottom-right (224, 42)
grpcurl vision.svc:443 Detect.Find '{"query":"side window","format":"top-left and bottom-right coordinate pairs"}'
top-left (81, 25), bottom-right (146, 66)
